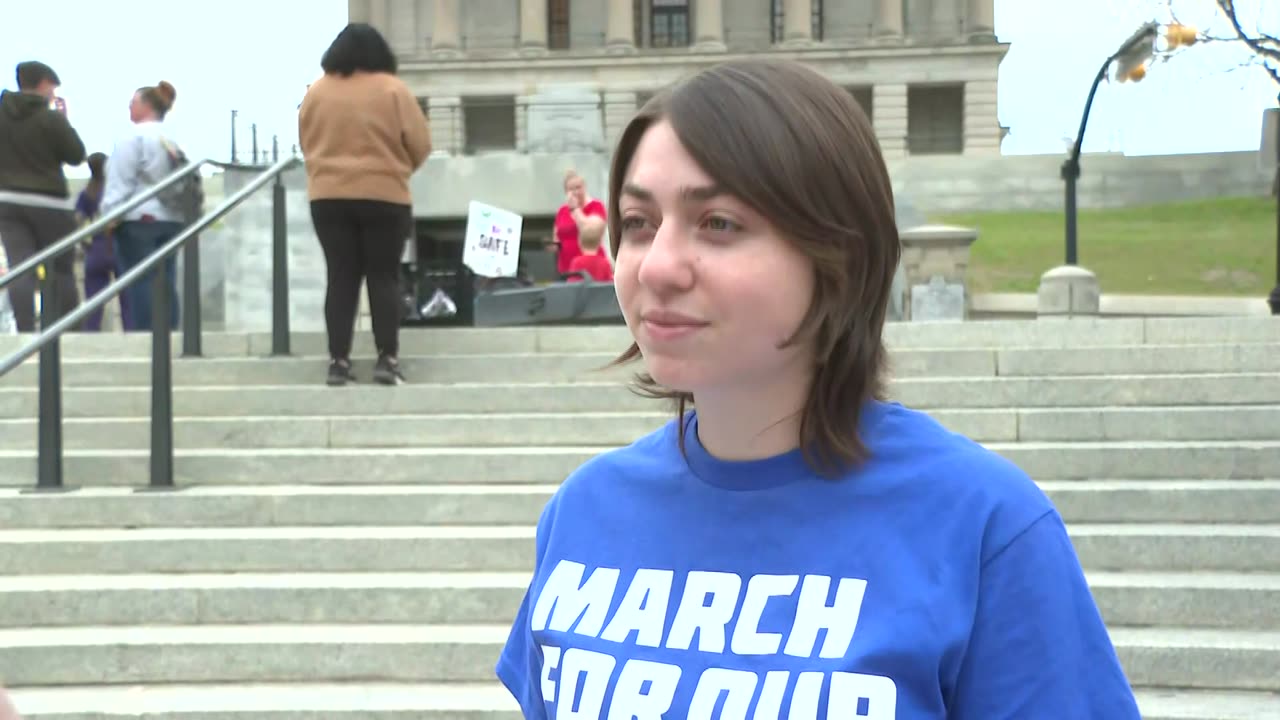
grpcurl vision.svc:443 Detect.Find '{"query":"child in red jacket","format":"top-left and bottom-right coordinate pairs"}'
top-left (566, 215), bottom-right (613, 282)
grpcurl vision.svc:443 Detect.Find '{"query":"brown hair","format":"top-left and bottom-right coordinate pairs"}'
top-left (607, 58), bottom-right (901, 475)
top-left (577, 215), bottom-right (606, 252)
top-left (138, 80), bottom-right (177, 119)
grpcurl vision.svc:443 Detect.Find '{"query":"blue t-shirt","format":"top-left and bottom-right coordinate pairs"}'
top-left (497, 400), bottom-right (1140, 718)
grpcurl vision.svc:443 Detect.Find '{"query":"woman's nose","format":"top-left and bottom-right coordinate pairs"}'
top-left (637, 223), bottom-right (695, 292)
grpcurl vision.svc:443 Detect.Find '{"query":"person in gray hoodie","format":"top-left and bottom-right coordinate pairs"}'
top-left (0, 61), bottom-right (86, 332)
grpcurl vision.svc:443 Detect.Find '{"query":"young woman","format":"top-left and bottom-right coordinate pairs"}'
top-left (299, 23), bottom-right (432, 387)
top-left (75, 152), bottom-right (127, 332)
top-left (496, 59), bottom-right (1141, 718)
top-left (100, 81), bottom-right (182, 332)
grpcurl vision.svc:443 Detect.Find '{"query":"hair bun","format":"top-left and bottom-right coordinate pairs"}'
top-left (156, 80), bottom-right (176, 107)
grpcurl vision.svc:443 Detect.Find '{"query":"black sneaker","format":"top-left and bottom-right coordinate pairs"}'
top-left (327, 359), bottom-right (356, 386)
top-left (373, 354), bottom-right (405, 385)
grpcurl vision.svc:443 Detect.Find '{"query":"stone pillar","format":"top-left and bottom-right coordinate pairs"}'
top-left (606, 0), bottom-right (636, 53)
top-left (782, 0), bottom-right (813, 45)
top-left (872, 84), bottom-right (908, 157)
top-left (348, 0), bottom-right (370, 24)
top-left (931, 0), bottom-right (954, 40)
top-left (432, 0), bottom-right (461, 58)
top-left (874, 0), bottom-right (903, 42)
top-left (603, 91), bottom-right (638, 148)
top-left (428, 96), bottom-right (462, 155)
top-left (694, 0), bottom-right (726, 51)
top-left (520, 0), bottom-right (549, 56)
top-left (368, 0), bottom-right (388, 32)
top-left (966, 0), bottom-right (996, 42)
top-left (388, 0), bottom-right (419, 56)
top-left (963, 79), bottom-right (1000, 155)
top-left (898, 225), bottom-right (979, 322)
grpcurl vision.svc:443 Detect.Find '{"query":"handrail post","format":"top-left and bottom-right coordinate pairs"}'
top-left (271, 173), bottom-right (291, 356)
top-left (182, 233), bottom-right (202, 357)
top-left (35, 265), bottom-right (63, 490)
top-left (149, 259), bottom-right (175, 489)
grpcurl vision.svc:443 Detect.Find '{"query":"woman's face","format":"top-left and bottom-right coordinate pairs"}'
top-left (565, 176), bottom-right (587, 204)
top-left (129, 92), bottom-right (147, 123)
top-left (614, 120), bottom-right (815, 395)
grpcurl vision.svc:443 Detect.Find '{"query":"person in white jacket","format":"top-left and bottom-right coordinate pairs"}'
top-left (100, 80), bottom-right (182, 331)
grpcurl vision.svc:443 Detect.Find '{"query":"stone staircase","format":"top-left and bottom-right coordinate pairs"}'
top-left (0, 316), bottom-right (1277, 719)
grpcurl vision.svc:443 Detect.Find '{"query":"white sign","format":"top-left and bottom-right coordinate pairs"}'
top-left (462, 200), bottom-right (524, 278)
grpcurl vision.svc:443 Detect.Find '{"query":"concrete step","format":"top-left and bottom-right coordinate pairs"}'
top-left (6, 343), bottom-right (1280, 388)
top-left (0, 624), bottom-right (511, 686)
top-left (4, 405), bottom-right (1280, 451)
top-left (3, 570), bottom-right (1276, 632)
top-left (2, 441), bottom-right (1279, 487)
top-left (8, 682), bottom-right (520, 720)
top-left (1, 623), bottom-right (1274, 692)
top-left (1134, 689), bottom-right (1280, 720)
top-left (1, 523), bottom-right (1275, 575)
top-left (1112, 627), bottom-right (1280, 691)
top-left (1046, 480), bottom-right (1280, 524)
top-left (3, 316), bottom-right (1277, 359)
top-left (1087, 572), bottom-right (1280, 631)
top-left (5, 373), bottom-right (1278, 420)
top-left (6, 683), bottom-right (1277, 720)
top-left (3, 481), bottom-right (1277, 530)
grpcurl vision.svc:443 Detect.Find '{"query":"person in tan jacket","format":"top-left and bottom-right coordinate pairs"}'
top-left (299, 23), bottom-right (431, 386)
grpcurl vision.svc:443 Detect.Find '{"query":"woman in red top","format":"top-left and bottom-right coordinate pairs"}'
top-left (553, 169), bottom-right (607, 275)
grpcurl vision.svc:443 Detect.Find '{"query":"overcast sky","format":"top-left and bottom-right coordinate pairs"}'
top-left (1, 0), bottom-right (1275, 176)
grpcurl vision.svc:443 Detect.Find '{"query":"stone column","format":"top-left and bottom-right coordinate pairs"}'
top-left (388, 0), bottom-right (419, 56)
top-left (963, 79), bottom-right (1000, 155)
top-left (603, 91), bottom-right (639, 147)
top-left (874, 0), bottom-right (903, 42)
top-left (520, 0), bottom-right (549, 56)
top-left (931, 0), bottom-right (954, 40)
top-left (432, 0), bottom-right (461, 58)
top-left (368, 0), bottom-right (388, 31)
top-left (966, 0), bottom-right (996, 42)
top-left (694, 0), bottom-right (726, 51)
top-left (873, 84), bottom-right (908, 157)
top-left (606, 0), bottom-right (636, 53)
top-left (782, 0), bottom-right (813, 45)
top-left (348, 0), bottom-right (370, 24)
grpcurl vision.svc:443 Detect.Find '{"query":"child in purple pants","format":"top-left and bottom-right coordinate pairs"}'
top-left (75, 152), bottom-right (130, 332)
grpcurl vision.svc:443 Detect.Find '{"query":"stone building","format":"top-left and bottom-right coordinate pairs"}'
top-left (350, 0), bottom-right (1004, 162)
top-left (337, 1), bottom-right (1006, 293)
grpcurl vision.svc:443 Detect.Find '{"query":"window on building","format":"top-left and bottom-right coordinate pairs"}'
top-left (907, 84), bottom-right (964, 155)
top-left (462, 96), bottom-right (517, 154)
top-left (634, 0), bottom-right (689, 48)
top-left (769, 0), bottom-right (824, 43)
top-left (548, 0), bottom-right (571, 49)
top-left (846, 86), bottom-right (873, 120)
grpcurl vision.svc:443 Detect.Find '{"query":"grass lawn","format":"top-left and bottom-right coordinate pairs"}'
top-left (935, 196), bottom-right (1278, 296)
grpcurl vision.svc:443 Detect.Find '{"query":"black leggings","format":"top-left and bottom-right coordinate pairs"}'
top-left (310, 199), bottom-right (412, 360)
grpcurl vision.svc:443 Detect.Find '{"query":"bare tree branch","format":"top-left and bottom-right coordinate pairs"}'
top-left (1215, 0), bottom-right (1280, 86)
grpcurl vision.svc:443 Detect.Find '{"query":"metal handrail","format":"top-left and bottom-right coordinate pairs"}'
top-left (0, 158), bottom-right (276, 293)
top-left (0, 154), bottom-right (302, 490)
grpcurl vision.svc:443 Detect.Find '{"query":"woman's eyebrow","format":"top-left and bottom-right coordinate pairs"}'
top-left (621, 182), bottom-right (727, 204)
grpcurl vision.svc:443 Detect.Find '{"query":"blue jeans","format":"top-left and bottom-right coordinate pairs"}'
top-left (114, 220), bottom-right (181, 331)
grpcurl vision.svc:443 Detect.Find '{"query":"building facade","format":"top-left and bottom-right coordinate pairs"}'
top-left (351, 0), bottom-right (1004, 162)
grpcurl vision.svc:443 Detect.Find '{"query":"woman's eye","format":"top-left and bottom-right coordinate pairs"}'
top-left (620, 216), bottom-right (649, 231)
top-left (702, 216), bottom-right (741, 233)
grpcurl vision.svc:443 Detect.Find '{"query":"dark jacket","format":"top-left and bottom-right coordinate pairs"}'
top-left (0, 89), bottom-right (86, 199)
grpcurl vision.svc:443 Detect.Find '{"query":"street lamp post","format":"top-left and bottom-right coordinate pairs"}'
top-left (1060, 22), bottom-right (1161, 267)
top-left (1270, 101), bottom-right (1280, 315)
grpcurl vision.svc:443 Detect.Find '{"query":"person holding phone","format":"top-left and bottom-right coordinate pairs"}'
top-left (0, 61), bottom-right (87, 332)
